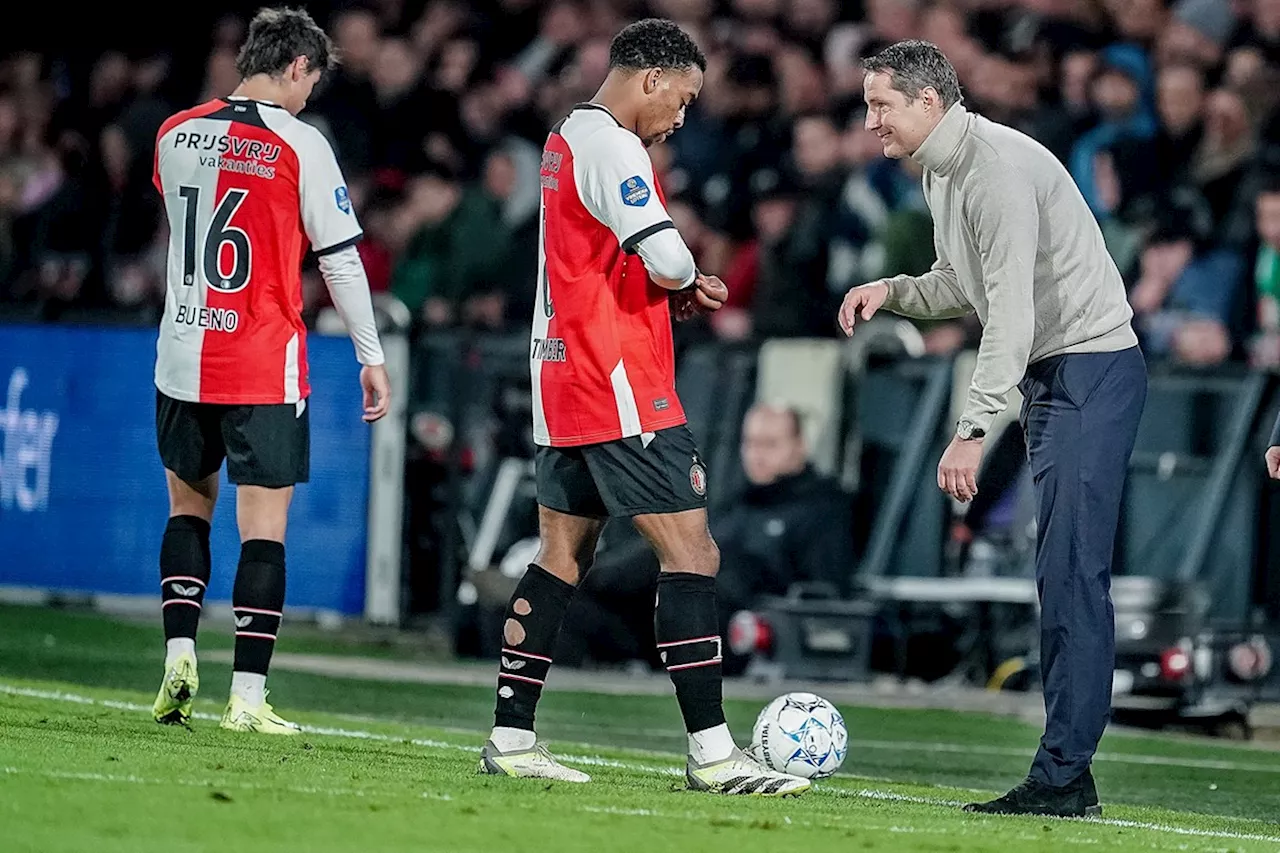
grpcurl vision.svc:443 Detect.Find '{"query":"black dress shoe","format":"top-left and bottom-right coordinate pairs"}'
top-left (963, 770), bottom-right (1101, 818)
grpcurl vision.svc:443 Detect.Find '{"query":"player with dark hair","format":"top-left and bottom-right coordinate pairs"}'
top-left (150, 6), bottom-right (391, 734)
top-left (475, 17), bottom-right (809, 796)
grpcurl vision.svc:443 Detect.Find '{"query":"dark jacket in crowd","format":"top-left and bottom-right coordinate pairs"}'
top-left (712, 465), bottom-right (857, 611)
top-left (555, 465), bottom-right (856, 670)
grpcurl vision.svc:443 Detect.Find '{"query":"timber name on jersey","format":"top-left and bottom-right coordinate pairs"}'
top-left (532, 104), bottom-right (688, 447)
top-left (153, 97), bottom-right (362, 404)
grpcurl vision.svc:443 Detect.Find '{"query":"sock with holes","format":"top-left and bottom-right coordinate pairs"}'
top-left (655, 572), bottom-right (728, 754)
top-left (491, 564), bottom-right (576, 738)
top-left (231, 540), bottom-right (286, 692)
top-left (160, 515), bottom-right (211, 665)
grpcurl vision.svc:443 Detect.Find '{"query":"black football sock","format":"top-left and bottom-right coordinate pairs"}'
top-left (655, 572), bottom-right (727, 733)
top-left (231, 539), bottom-right (286, 676)
top-left (493, 564), bottom-right (576, 731)
top-left (160, 515), bottom-right (212, 642)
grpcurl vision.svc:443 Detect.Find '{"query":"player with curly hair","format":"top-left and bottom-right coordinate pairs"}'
top-left (477, 18), bottom-right (808, 797)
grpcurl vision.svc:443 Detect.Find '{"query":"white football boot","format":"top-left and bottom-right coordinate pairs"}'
top-left (686, 747), bottom-right (811, 796)
top-left (478, 740), bottom-right (591, 783)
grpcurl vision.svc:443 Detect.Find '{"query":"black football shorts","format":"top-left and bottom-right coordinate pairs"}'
top-left (156, 390), bottom-right (310, 487)
top-left (535, 424), bottom-right (709, 518)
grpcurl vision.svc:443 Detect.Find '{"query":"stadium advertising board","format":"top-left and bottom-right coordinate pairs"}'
top-left (0, 323), bottom-right (369, 615)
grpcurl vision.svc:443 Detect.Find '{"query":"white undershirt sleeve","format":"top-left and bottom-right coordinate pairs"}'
top-left (634, 227), bottom-right (697, 289)
top-left (318, 246), bottom-right (385, 366)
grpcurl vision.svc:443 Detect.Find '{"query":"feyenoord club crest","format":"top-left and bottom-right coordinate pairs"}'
top-left (689, 461), bottom-right (707, 496)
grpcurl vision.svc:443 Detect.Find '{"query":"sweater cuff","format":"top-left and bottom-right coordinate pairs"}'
top-left (958, 407), bottom-right (997, 437)
top-left (882, 274), bottom-right (912, 308)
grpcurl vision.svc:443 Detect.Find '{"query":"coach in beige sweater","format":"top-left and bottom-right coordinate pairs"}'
top-left (839, 40), bottom-right (1147, 818)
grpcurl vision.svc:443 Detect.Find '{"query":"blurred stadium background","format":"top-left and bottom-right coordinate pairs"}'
top-left (12, 1), bottom-right (1280, 849)
top-left (6, 0), bottom-right (1280, 742)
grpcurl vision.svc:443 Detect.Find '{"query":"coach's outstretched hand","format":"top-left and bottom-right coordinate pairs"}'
top-left (671, 273), bottom-right (728, 321)
top-left (837, 281), bottom-right (890, 336)
top-left (361, 364), bottom-right (391, 423)
top-left (1266, 446), bottom-right (1280, 479)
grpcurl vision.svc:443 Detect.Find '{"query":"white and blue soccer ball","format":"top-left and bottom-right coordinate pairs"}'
top-left (750, 692), bottom-right (848, 779)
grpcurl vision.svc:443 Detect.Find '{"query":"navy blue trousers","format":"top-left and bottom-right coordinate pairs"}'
top-left (1018, 346), bottom-right (1147, 788)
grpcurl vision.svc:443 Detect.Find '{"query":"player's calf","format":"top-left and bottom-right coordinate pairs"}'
top-left (655, 571), bottom-right (739, 766)
top-left (478, 567), bottom-right (590, 781)
top-left (218, 537), bottom-right (299, 736)
top-left (154, 514), bottom-right (211, 725)
top-left (488, 564), bottom-right (576, 754)
top-left (160, 515), bottom-right (211, 643)
top-left (227, 538), bottom-right (287, 725)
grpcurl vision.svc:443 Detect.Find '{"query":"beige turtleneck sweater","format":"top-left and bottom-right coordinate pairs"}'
top-left (883, 102), bottom-right (1138, 434)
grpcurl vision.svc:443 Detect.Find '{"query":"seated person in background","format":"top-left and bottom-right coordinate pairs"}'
top-left (1248, 176), bottom-right (1280, 367)
top-left (556, 403), bottom-right (857, 674)
top-left (1128, 217), bottom-right (1245, 366)
top-left (714, 404), bottom-right (857, 626)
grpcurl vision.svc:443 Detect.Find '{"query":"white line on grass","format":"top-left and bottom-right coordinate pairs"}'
top-left (2, 765), bottom-right (458, 808)
top-left (0, 684), bottom-right (681, 776)
top-left (848, 738), bottom-right (1280, 774)
top-left (6, 764), bottom-right (1263, 850)
top-left (844, 787), bottom-right (966, 807)
top-left (576, 804), bottom-right (1164, 848)
top-left (0, 767), bottom-right (1020, 842)
top-left (5, 684), bottom-right (1280, 846)
top-left (822, 787), bottom-right (1280, 845)
top-left (10, 683), bottom-right (1280, 776)
top-left (2, 765), bottom-right (372, 799)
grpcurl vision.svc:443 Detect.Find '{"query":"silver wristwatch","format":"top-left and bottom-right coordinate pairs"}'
top-left (956, 419), bottom-right (986, 441)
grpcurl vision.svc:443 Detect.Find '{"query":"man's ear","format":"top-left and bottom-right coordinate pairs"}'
top-left (644, 67), bottom-right (664, 94)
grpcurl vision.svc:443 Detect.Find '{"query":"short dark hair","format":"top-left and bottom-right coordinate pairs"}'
top-left (861, 39), bottom-right (962, 109)
top-left (1258, 170), bottom-right (1280, 198)
top-left (235, 7), bottom-right (337, 80)
top-left (609, 18), bottom-right (707, 75)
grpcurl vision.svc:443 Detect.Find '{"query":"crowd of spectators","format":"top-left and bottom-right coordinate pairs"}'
top-left (3, 0), bottom-right (1280, 368)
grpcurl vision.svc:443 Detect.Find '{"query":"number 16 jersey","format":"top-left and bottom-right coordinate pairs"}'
top-left (152, 97), bottom-right (362, 405)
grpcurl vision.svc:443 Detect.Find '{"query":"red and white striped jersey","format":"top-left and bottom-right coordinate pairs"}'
top-left (152, 97), bottom-right (362, 405)
top-left (531, 104), bottom-right (687, 447)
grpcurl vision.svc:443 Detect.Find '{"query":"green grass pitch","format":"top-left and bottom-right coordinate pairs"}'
top-left (3, 604), bottom-right (1280, 852)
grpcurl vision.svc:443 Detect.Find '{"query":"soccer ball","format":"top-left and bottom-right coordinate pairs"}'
top-left (750, 692), bottom-right (848, 779)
